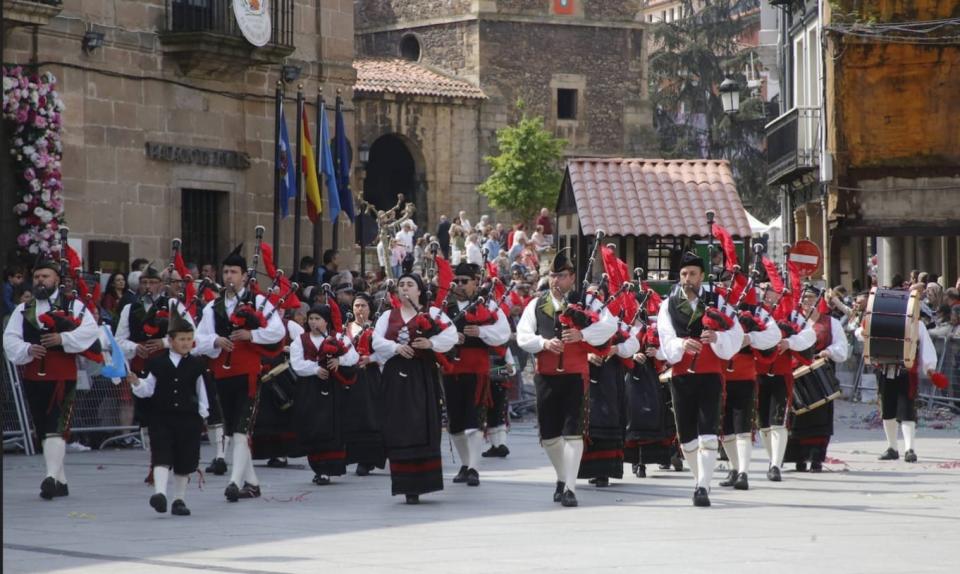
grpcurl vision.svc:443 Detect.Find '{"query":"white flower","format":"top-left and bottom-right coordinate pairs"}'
top-left (2, 76), bottom-right (16, 91)
top-left (28, 244), bottom-right (39, 255)
top-left (22, 145), bottom-right (35, 156)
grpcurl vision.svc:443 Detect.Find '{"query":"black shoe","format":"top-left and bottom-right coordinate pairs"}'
top-left (55, 481), bottom-right (69, 497)
top-left (672, 454), bottom-right (684, 472)
top-left (635, 464), bottom-right (646, 478)
top-left (693, 487), bottom-right (711, 507)
top-left (796, 462), bottom-right (808, 472)
top-left (356, 464), bottom-right (371, 476)
top-left (810, 461), bottom-right (823, 472)
top-left (238, 482), bottom-right (261, 499)
top-left (560, 489), bottom-right (578, 507)
top-left (553, 481), bottom-right (565, 503)
top-left (719, 469), bottom-right (738, 487)
top-left (658, 463), bottom-right (671, 470)
top-left (481, 446), bottom-right (499, 458)
top-left (224, 482), bottom-right (240, 502)
top-left (466, 468), bottom-right (480, 487)
top-left (206, 458), bottom-right (227, 476)
top-left (733, 473), bottom-right (749, 490)
top-left (496, 444), bottom-right (510, 457)
top-left (453, 465), bottom-right (469, 484)
top-left (592, 476), bottom-right (609, 487)
top-left (312, 474), bottom-right (331, 485)
top-left (171, 499), bottom-right (191, 516)
top-left (405, 494), bottom-right (420, 505)
top-left (878, 448), bottom-right (899, 461)
top-left (766, 465), bottom-right (782, 482)
top-left (149, 493), bottom-right (167, 513)
top-left (40, 477), bottom-right (57, 500)
top-left (267, 457), bottom-right (288, 468)
top-left (904, 449), bottom-right (917, 463)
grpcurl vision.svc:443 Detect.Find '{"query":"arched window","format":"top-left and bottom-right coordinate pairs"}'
top-left (399, 35), bottom-right (421, 62)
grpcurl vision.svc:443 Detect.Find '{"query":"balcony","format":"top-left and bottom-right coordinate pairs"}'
top-left (765, 106), bottom-right (820, 186)
top-left (3, 0), bottom-right (63, 27)
top-left (159, 0), bottom-right (295, 77)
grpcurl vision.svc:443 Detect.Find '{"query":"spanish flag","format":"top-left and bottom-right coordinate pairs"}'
top-left (301, 108), bottom-right (322, 223)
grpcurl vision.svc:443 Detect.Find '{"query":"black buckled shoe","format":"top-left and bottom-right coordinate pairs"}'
top-left (810, 461), bottom-right (823, 473)
top-left (355, 464), bottom-right (371, 476)
top-left (796, 462), bottom-right (808, 472)
top-left (267, 457), bottom-right (288, 468)
top-left (496, 445), bottom-right (510, 457)
top-left (171, 499), bottom-right (191, 516)
top-left (312, 474), bottom-right (331, 485)
top-left (466, 468), bottom-right (480, 487)
top-left (591, 476), bottom-right (609, 487)
top-left (553, 481), bottom-right (565, 503)
top-left (672, 454), bottom-right (684, 472)
top-left (719, 469), bottom-right (738, 487)
top-left (224, 482), bottom-right (240, 502)
top-left (40, 477), bottom-right (57, 500)
top-left (693, 487), bottom-right (711, 507)
top-left (904, 449), bottom-right (917, 463)
top-left (55, 481), bottom-right (69, 497)
top-left (453, 465), bottom-right (469, 484)
top-left (405, 494), bottom-right (420, 505)
top-left (733, 473), bottom-right (749, 490)
top-left (635, 464), bottom-right (646, 478)
top-left (206, 458), bottom-right (228, 476)
top-left (560, 489), bottom-right (578, 507)
top-left (766, 465), bottom-right (782, 482)
top-left (878, 448), bottom-right (899, 461)
top-left (238, 483), bottom-right (261, 499)
top-left (481, 446), bottom-right (499, 458)
top-left (149, 493), bottom-right (167, 513)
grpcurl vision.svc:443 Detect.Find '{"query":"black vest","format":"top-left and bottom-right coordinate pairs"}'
top-left (533, 293), bottom-right (560, 340)
top-left (212, 291), bottom-right (257, 337)
top-left (667, 287), bottom-right (717, 339)
top-left (446, 300), bottom-right (486, 348)
top-left (128, 297), bottom-right (171, 342)
top-left (145, 353), bottom-right (205, 416)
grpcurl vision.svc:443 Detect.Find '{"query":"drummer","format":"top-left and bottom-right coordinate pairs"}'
top-left (857, 286), bottom-right (938, 463)
top-left (785, 286), bottom-right (849, 472)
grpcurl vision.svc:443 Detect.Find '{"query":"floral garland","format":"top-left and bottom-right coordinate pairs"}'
top-left (2, 66), bottom-right (65, 256)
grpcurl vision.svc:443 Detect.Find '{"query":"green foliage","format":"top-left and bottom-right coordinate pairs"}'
top-left (648, 0), bottom-right (779, 220)
top-left (478, 101), bottom-right (567, 224)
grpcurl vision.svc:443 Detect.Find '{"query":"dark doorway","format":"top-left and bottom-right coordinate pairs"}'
top-left (363, 135), bottom-right (426, 228)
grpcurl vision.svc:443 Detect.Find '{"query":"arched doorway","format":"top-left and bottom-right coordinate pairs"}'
top-left (362, 134), bottom-right (427, 229)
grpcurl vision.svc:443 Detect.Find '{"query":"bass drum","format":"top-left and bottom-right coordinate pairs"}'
top-left (863, 287), bottom-right (921, 368)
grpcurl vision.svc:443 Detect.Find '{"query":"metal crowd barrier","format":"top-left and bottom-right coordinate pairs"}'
top-left (2, 357), bottom-right (34, 455)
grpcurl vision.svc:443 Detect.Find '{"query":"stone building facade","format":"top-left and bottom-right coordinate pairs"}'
top-left (354, 0), bottom-right (655, 227)
top-left (2, 0), bottom-right (356, 271)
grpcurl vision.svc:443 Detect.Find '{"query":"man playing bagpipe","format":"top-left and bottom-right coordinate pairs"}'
top-left (443, 262), bottom-right (511, 487)
top-left (195, 243), bottom-right (285, 502)
top-left (126, 307), bottom-right (208, 516)
top-left (784, 286), bottom-right (849, 472)
top-left (517, 250), bottom-right (617, 508)
top-left (4, 258), bottom-right (100, 500)
top-left (290, 303), bottom-right (359, 485)
top-left (483, 344), bottom-right (517, 459)
top-left (656, 251), bottom-right (743, 507)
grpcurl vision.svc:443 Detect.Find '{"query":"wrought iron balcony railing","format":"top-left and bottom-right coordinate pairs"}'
top-left (766, 106), bottom-right (820, 186)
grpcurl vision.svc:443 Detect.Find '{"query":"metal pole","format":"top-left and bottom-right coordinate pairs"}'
top-left (273, 81), bottom-right (282, 260)
top-left (332, 91), bottom-right (343, 251)
top-left (293, 84), bottom-right (304, 275)
top-left (313, 88), bottom-right (323, 262)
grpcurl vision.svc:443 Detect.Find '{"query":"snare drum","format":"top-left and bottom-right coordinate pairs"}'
top-left (792, 358), bottom-right (842, 415)
top-left (863, 287), bottom-right (921, 368)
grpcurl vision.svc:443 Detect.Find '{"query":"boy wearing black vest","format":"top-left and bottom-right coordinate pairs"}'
top-left (127, 307), bottom-right (208, 516)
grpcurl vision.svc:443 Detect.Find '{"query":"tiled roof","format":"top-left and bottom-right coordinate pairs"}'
top-left (353, 58), bottom-right (486, 100)
top-left (566, 158), bottom-right (753, 238)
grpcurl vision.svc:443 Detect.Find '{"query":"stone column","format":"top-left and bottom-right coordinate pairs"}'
top-left (879, 237), bottom-right (902, 288)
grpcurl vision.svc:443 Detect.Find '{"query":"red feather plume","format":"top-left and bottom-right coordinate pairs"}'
top-left (433, 255), bottom-right (454, 307)
top-left (930, 371), bottom-right (949, 390)
top-left (762, 257), bottom-right (783, 293)
top-left (711, 222), bottom-right (738, 271)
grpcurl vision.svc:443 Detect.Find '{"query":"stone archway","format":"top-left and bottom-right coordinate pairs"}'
top-left (363, 134), bottom-right (428, 229)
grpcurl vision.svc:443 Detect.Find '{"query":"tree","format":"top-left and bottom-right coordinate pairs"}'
top-left (648, 0), bottom-right (778, 219)
top-left (478, 101), bottom-right (567, 225)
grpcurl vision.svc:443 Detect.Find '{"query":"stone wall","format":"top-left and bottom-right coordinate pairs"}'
top-left (357, 21), bottom-right (480, 80)
top-left (355, 0), bottom-right (475, 28)
top-left (2, 0), bottom-right (358, 268)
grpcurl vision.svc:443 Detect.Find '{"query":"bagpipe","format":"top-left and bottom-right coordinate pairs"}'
top-left (688, 211), bottom-right (736, 374)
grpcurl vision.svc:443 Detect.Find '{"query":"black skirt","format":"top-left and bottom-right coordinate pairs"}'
top-left (294, 374), bottom-right (346, 476)
top-left (343, 364), bottom-right (386, 468)
top-left (251, 367), bottom-right (303, 459)
top-left (380, 356), bottom-right (444, 496)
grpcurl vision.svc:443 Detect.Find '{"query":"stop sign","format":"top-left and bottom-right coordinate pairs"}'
top-left (789, 240), bottom-right (822, 276)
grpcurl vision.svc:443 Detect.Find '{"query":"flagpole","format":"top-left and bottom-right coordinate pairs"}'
top-left (273, 81), bottom-right (282, 261)
top-left (314, 88), bottom-right (323, 262)
top-left (293, 83), bottom-right (304, 275)
top-left (332, 90), bottom-right (342, 251)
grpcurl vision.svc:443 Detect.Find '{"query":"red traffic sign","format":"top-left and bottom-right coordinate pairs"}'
top-left (788, 240), bottom-right (822, 276)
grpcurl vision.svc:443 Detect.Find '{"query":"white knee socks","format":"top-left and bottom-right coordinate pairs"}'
top-left (770, 426), bottom-right (788, 468)
top-left (209, 424), bottom-right (226, 459)
top-left (542, 437), bottom-right (565, 480)
top-left (759, 428), bottom-right (772, 460)
top-left (883, 419), bottom-right (899, 450)
top-left (902, 421), bottom-right (916, 452)
top-left (230, 433), bottom-right (256, 486)
top-left (722, 436), bottom-right (739, 472)
top-left (562, 437), bottom-right (583, 493)
top-left (681, 439), bottom-right (699, 487)
top-left (173, 474), bottom-right (188, 502)
top-left (488, 426), bottom-right (506, 448)
top-left (451, 432), bottom-right (469, 466)
top-left (698, 436), bottom-right (719, 489)
top-left (42, 436), bottom-right (66, 481)
top-left (153, 466), bottom-right (170, 496)
top-left (736, 433), bottom-right (753, 474)
top-left (466, 430), bottom-right (483, 470)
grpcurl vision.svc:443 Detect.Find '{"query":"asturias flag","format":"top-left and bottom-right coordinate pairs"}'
top-left (278, 105), bottom-right (295, 218)
top-left (319, 100), bottom-right (340, 224)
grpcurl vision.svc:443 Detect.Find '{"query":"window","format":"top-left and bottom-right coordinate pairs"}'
top-left (181, 189), bottom-right (227, 266)
top-left (647, 238), bottom-right (684, 281)
top-left (670, 8), bottom-right (675, 21)
top-left (557, 88), bottom-right (578, 120)
top-left (647, 14), bottom-right (653, 22)
top-left (661, 10), bottom-right (666, 22)
top-left (399, 34), bottom-right (421, 61)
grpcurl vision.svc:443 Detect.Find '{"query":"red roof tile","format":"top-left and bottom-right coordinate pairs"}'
top-left (566, 158), bottom-right (753, 238)
top-left (354, 58), bottom-right (486, 100)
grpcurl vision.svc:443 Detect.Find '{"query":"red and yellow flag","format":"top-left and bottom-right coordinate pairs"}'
top-left (301, 108), bottom-right (322, 223)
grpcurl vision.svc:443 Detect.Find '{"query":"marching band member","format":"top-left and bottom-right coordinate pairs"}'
top-left (483, 346), bottom-right (516, 458)
top-left (344, 292), bottom-right (387, 475)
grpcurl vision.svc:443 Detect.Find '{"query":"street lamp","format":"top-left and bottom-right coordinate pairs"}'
top-left (719, 77), bottom-right (740, 115)
top-left (357, 140), bottom-right (371, 275)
